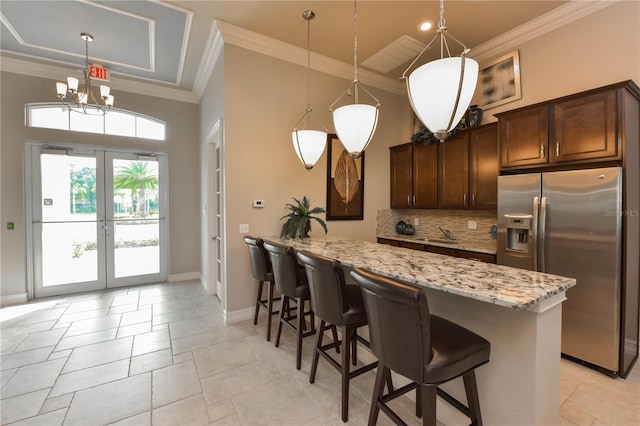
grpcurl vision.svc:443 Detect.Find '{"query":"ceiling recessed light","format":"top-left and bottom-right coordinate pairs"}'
top-left (418, 21), bottom-right (434, 32)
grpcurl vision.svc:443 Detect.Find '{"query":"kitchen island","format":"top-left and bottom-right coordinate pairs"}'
top-left (262, 235), bottom-right (576, 425)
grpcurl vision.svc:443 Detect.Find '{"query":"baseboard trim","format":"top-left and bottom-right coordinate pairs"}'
top-left (1, 292), bottom-right (28, 307)
top-left (168, 272), bottom-right (200, 282)
top-left (224, 306), bottom-right (254, 324)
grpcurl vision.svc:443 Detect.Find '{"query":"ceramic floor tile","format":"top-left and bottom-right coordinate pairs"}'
top-left (106, 411), bottom-right (151, 426)
top-left (50, 358), bottom-right (130, 397)
top-left (39, 393), bottom-right (73, 414)
top-left (57, 307), bottom-right (109, 324)
top-left (64, 298), bottom-right (113, 314)
top-left (0, 389), bottom-right (50, 424)
top-left (12, 328), bottom-right (66, 352)
top-left (173, 351), bottom-right (194, 364)
top-left (192, 340), bottom-right (258, 378)
top-left (152, 308), bottom-right (206, 326)
top-left (152, 360), bottom-right (202, 408)
top-left (200, 361), bottom-right (271, 405)
top-left (48, 349), bottom-right (72, 360)
top-left (8, 407), bottom-right (67, 426)
top-left (108, 303), bottom-right (140, 315)
top-left (55, 327), bottom-right (117, 351)
top-left (21, 308), bottom-right (67, 325)
top-left (1, 358), bottom-right (65, 398)
top-left (14, 320), bottom-right (57, 335)
top-left (152, 298), bottom-right (195, 315)
top-left (210, 413), bottom-right (242, 425)
top-left (232, 375), bottom-right (324, 425)
top-left (63, 372), bottom-right (151, 425)
top-left (171, 330), bottom-right (225, 355)
top-left (117, 321), bottom-right (152, 338)
top-left (63, 314), bottom-right (122, 337)
top-left (218, 320), bottom-right (258, 341)
top-left (206, 399), bottom-right (236, 424)
top-left (152, 393), bottom-right (210, 426)
top-left (0, 334), bottom-right (27, 355)
top-left (132, 328), bottom-right (170, 356)
top-left (61, 336), bottom-right (133, 373)
top-left (167, 314), bottom-right (220, 339)
top-left (129, 348), bottom-right (173, 376)
top-left (0, 346), bottom-right (53, 370)
top-left (120, 308), bottom-right (152, 327)
top-left (111, 293), bottom-right (140, 307)
top-left (0, 367), bottom-right (17, 387)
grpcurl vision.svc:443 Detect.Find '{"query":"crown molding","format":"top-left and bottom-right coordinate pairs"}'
top-left (213, 19), bottom-right (405, 96)
top-left (0, 56), bottom-right (199, 103)
top-left (192, 20), bottom-right (225, 98)
top-left (469, 0), bottom-right (619, 64)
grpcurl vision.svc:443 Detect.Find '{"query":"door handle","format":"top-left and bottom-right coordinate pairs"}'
top-left (556, 141), bottom-right (560, 158)
top-left (532, 196), bottom-right (539, 272)
top-left (540, 144), bottom-right (545, 159)
top-left (539, 196), bottom-right (548, 273)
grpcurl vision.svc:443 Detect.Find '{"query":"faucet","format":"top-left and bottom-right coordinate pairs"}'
top-left (437, 226), bottom-right (455, 240)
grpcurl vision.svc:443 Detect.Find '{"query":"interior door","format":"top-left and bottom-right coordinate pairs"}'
top-left (30, 144), bottom-right (167, 297)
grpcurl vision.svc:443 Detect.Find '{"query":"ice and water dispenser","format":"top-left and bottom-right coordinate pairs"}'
top-left (504, 214), bottom-right (533, 252)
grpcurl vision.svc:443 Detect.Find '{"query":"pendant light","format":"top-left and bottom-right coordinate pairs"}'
top-left (329, 0), bottom-right (380, 159)
top-left (292, 10), bottom-right (328, 170)
top-left (403, 0), bottom-right (478, 141)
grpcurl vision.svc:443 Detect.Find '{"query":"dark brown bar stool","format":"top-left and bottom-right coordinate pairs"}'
top-left (262, 240), bottom-right (316, 370)
top-left (350, 268), bottom-right (491, 426)
top-left (296, 250), bottom-right (378, 422)
top-left (243, 235), bottom-right (280, 341)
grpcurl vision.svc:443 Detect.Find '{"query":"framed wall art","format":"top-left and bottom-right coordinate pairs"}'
top-left (473, 50), bottom-right (522, 110)
top-left (325, 134), bottom-right (364, 221)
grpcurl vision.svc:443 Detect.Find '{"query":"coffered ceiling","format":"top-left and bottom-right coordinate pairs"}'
top-left (1, 1), bottom-right (613, 102)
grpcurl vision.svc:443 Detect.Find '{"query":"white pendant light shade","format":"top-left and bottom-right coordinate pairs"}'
top-left (408, 57), bottom-right (478, 139)
top-left (292, 129), bottom-right (328, 170)
top-left (332, 104), bottom-right (379, 158)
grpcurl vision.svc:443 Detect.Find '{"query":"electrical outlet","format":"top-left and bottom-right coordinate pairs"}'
top-left (468, 220), bottom-right (477, 230)
top-left (413, 218), bottom-right (419, 225)
top-left (239, 224), bottom-right (249, 233)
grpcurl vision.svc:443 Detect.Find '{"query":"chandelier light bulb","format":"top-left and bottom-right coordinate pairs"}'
top-left (100, 85), bottom-right (110, 98)
top-left (79, 93), bottom-right (88, 105)
top-left (67, 77), bottom-right (79, 93)
top-left (56, 82), bottom-right (67, 97)
top-left (105, 95), bottom-right (114, 107)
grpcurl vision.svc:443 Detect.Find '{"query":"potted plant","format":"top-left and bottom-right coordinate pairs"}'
top-left (280, 196), bottom-right (328, 239)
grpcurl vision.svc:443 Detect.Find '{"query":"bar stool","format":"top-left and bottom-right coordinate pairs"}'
top-left (243, 235), bottom-right (279, 341)
top-left (262, 240), bottom-right (316, 370)
top-left (350, 268), bottom-right (491, 426)
top-left (296, 250), bottom-right (378, 422)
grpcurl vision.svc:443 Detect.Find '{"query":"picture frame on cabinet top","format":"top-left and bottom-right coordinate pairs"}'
top-left (473, 50), bottom-right (522, 110)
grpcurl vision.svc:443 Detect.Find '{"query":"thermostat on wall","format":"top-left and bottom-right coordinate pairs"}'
top-left (253, 200), bottom-right (265, 208)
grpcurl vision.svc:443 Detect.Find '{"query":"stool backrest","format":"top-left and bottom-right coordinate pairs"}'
top-left (263, 240), bottom-right (304, 298)
top-left (243, 235), bottom-right (272, 282)
top-left (296, 250), bottom-right (347, 326)
top-left (350, 268), bottom-right (432, 383)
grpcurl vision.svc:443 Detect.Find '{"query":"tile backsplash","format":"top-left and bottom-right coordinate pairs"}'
top-left (377, 209), bottom-right (498, 246)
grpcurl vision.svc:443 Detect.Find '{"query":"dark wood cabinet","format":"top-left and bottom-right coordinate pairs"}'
top-left (469, 124), bottom-right (499, 209)
top-left (499, 105), bottom-right (549, 168)
top-left (499, 84), bottom-right (627, 170)
top-left (390, 143), bottom-right (437, 209)
top-left (391, 124), bottom-right (498, 210)
top-left (551, 89), bottom-right (619, 163)
top-left (438, 133), bottom-right (469, 208)
top-left (377, 238), bottom-right (496, 264)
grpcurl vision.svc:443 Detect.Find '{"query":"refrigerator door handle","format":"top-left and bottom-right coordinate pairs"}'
top-left (532, 196), bottom-right (539, 271)
top-left (539, 196), bottom-right (548, 273)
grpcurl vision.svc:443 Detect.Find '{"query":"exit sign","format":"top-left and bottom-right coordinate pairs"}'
top-left (89, 64), bottom-right (110, 81)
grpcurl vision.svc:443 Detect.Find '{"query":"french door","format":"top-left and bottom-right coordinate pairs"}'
top-left (29, 144), bottom-right (167, 297)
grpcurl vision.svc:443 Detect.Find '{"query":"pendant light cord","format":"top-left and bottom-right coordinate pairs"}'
top-left (352, 0), bottom-right (359, 103)
top-left (306, 14), bottom-right (312, 126)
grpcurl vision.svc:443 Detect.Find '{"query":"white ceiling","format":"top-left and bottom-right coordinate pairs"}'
top-left (1, 1), bottom-right (613, 103)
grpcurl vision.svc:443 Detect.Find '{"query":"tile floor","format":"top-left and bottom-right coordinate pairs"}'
top-left (1, 280), bottom-right (638, 425)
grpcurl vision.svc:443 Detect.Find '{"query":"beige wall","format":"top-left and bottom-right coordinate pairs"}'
top-left (0, 72), bottom-right (200, 299)
top-left (217, 44), bottom-right (408, 313)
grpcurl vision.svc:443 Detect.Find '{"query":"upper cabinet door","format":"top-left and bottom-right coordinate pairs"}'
top-left (469, 124), bottom-right (499, 209)
top-left (389, 144), bottom-right (412, 208)
top-left (412, 142), bottom-right (438, 209)
top-left (438, 133), bottom-right (469, 209)
top-left (551, 89), bottom-right (619, 163)
top-left (499, 105), bottom-right (549, 169)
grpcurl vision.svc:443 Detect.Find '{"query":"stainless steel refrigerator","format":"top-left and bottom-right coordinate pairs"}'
top-left (497, 167), bottom-right (639, 377)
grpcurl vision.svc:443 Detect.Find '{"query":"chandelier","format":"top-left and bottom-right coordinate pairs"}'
top-left (56, 33), bottom-right (114, 115)
top-left (403, 0), bottom-right (478, 141)
top-left (329, 0), bottom-right (380, 159)
top-left (292, 10), bottom-right (328, 170)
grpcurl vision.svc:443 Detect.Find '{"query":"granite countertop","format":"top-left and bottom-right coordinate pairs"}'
top-left (376, 233), bottom-right (497, 255)
top-left (261, 235), bottom-right (575, 310)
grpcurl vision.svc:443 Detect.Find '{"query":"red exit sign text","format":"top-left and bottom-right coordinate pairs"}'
top-left (89, 65), bottom-right (110, 81)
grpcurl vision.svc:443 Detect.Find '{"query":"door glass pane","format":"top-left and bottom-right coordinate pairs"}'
top-left (112, 159), bottom-right (160, 277)
top-left (40, 154), bottom-right (98, 286)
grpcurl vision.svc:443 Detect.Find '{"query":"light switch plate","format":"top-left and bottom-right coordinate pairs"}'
top-left (239, 224), bottom-right (249, 233)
